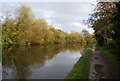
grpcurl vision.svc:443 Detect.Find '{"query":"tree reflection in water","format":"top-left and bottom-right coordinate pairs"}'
top-left (3, 44), bottom-right (85, 79)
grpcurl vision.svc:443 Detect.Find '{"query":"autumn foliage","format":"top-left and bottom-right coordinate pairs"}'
top-left (1, 5), bottom-right (94, 48)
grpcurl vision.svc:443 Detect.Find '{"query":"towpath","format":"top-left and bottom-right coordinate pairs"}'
top-left (89, 44), bottom-right (111, 80)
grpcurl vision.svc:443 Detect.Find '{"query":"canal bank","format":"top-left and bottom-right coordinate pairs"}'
top-left (65, 44), bottom-right (119, 80)
top-left (65, 45), bottom-right (92, 79)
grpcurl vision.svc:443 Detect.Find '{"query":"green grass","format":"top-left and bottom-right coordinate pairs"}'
top-left (65, 45), bottom-right (92, 79)
top-left (97, 45), bottom-right (119, 78)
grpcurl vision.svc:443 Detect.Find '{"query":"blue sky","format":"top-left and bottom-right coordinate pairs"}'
top-left (1, 2), bottom-right (97, 34)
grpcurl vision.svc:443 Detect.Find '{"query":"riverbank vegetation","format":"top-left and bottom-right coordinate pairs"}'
top-left (1, 5), bottom-right (95, 49)
top-left (97, 45), bottom-right (119, 79)
top-left (65, 45), bottom-right (92, 79)
top-left (88, 2), bottom-right (120, 58)
top-left (88, 2), bottom-right (120, 78)
top-left (65, 2), bottom-right (120, 79)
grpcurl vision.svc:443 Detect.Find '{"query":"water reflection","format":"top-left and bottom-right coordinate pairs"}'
top-left (3, 44), bottom-right (84, 79)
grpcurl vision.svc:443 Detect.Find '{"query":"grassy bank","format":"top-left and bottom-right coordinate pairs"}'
top-left (65, 45), bottom-right (92, 79)
top-left (97, 45), bottom-right (119, 78)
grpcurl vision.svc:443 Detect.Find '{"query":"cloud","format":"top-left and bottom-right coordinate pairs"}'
top-left (1, 2), bottom-right (95, 34)
top-left (2, 0), bottom-right (97, 2)
top-left (0, 13), bottom-right (2, 16)
top-left (73, 22), bottom-right (87, 29)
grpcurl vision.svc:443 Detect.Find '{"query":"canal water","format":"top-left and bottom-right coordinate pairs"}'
top-left (2, 44), bottom-right (84, 79)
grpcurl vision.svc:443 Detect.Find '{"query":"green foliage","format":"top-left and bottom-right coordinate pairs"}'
top-left (88, 2), bottom-right (120, 56)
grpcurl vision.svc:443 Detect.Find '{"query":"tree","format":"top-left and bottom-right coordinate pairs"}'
top-left (111, 2), bottom-right (120, 56)
top-left (15, 5), bottom-right (35, 46)
top-left (82, 29), bottom-right (93, 44)
top-left (88, 1), bottom-right (120, 56)
top-left (2, 5), bottom-right (88, 48)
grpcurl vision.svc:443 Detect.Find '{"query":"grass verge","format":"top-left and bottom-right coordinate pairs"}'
top-left (97, 45), bottom-right (119, 78)
top-left (65, 45), bottom-right (92, 79)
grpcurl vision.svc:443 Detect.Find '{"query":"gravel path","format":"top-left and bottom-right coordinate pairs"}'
top-left (89, 44), bottom-right (111, 81)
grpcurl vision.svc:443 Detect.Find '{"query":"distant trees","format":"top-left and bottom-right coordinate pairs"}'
top-left (66, 32), bottom-right (86, 45)
top-left (82, 30), bottom-right (94, 44)
top-left (2, 5), bottom-right (94, 48)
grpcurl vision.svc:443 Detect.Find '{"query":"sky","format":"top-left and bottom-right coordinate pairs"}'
top-left (1, 1), bottom-right (97, 34)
